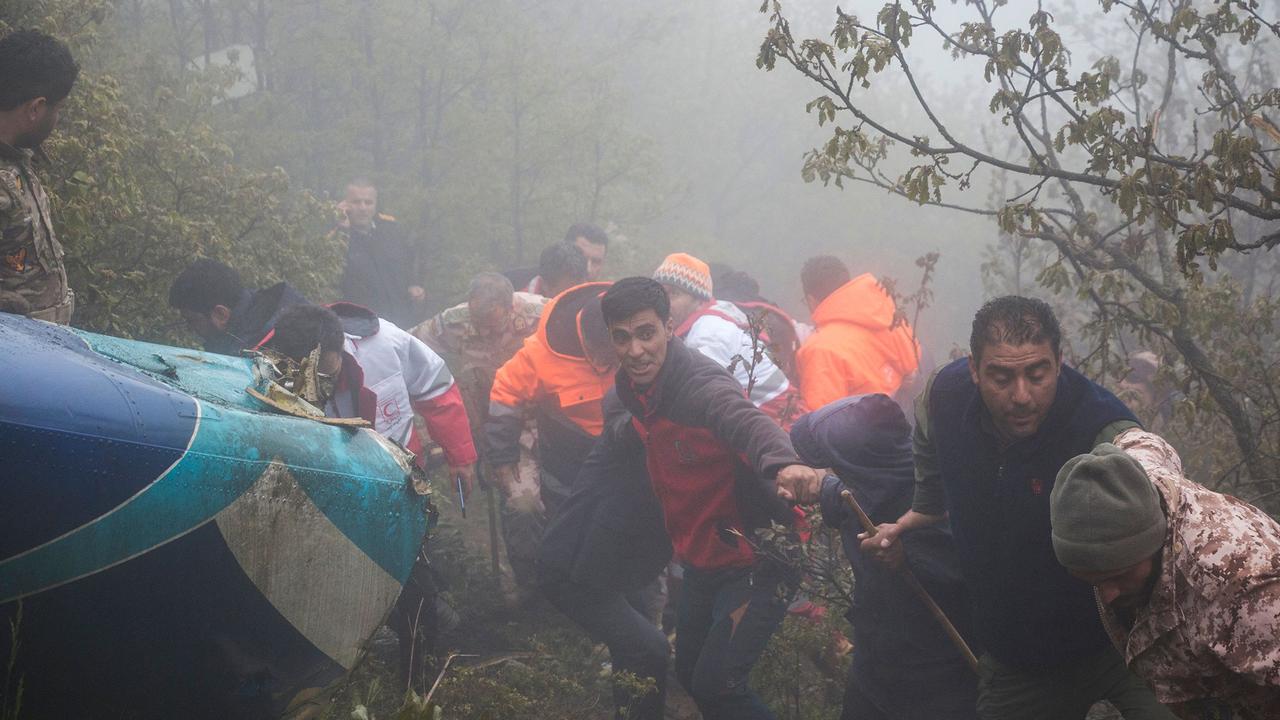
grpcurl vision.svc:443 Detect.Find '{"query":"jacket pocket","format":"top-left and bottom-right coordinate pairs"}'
top-left (0, 216), bottom-right (35, 274)
top-left (555, 380), bottom-right (605, 415)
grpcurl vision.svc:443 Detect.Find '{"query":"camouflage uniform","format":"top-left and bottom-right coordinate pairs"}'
top-left (1107, 429), bottom-right (1280, 720)
top-left (412, 291), bottom-right (547, 585)
top-left (0, 143), bottom-right (73, 323)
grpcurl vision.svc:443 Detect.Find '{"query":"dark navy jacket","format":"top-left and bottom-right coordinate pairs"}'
top-left (929, 358), bottom-right (1136, 669)
top-left (206, 282), bottom-right (309, 356)
top-left (791, 396), bottom-right (974, 670)
top-left (338, 216), bottom-right (421, 330)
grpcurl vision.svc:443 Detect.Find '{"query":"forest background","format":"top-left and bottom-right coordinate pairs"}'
top-left (2, 0), bottom-right (1278, 717)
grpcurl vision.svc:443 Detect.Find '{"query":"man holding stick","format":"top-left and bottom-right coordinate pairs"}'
top-left (791, 393), bottom-right (978, 720)
top-left (860, 296), bottom-right (1175, 720)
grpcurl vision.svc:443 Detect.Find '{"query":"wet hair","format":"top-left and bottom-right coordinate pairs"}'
top-left (268, 305), bottom-right (345, 360)
top-left (168, 259), bottom-right (244, 314)
top-left (564, 222), bottom-right (608, 247)
top-left (468, 271), bottom-right (514, 313)
top-left (0, 30), bottom-right (79, 111)
top-left (601, 277), bottom-right (670, 326)
top-left (800, 255), bottom-right (851, 305)
top-left (539, 242), bottom-right (588, 290)
top-left (969, 295), bottom-right (1062, 363)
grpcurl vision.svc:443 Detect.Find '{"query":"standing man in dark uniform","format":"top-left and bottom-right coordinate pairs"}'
top-left (333, 178), bottom-right (425, 329)
top-left (0, 30), bottom-right (79, 323)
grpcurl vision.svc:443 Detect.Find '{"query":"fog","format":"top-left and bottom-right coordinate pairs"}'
top-left (78, 0), bottom-right (1267, 355)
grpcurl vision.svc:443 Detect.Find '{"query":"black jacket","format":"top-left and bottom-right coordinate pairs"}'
top-left (929, 358), bottom-right (1136, 669)
top-left (537, 391), bottom-right (671, 592)
top-left (338, 216), bottom-right (421, 329)
top-left (205, 282), bottom-right (310, 356)
top-left (791, 395), bottom-right (974, 671)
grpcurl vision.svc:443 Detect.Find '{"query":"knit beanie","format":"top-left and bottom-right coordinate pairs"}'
top-left (1050, 443), bottom-right (1167, 573)
top-left (652, 253), bottom-right (713, 301)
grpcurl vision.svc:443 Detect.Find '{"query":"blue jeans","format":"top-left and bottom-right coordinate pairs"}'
top-left (675, 563), bottom-right (793, 720)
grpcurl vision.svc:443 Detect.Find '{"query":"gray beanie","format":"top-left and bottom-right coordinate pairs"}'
top-left (1050, 443), bottom-right (1167, 573)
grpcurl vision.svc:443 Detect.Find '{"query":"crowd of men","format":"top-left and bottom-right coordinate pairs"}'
top-left (5, 28), bottom-right (1280, 720)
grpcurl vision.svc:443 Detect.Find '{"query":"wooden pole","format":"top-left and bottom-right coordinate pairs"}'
top-left (840, 490), bottom-right (979, 673)
top-left (475, 462), bottom-right (502, 577)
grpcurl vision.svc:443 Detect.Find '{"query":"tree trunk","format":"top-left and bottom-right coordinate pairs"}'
top-left (356, 0), bottom-right (385, 173)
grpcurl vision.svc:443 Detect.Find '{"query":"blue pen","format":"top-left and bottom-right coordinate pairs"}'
top-left (456, 474), bottom-right (467, 518)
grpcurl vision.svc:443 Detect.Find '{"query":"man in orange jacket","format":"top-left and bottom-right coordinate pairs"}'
top-left (485, 281), bottom-right (616, 586)
top-left (795, 256), bottom-right (920, 412)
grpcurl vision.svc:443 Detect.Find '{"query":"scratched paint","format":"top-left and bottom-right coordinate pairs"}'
top-left (0, 315), bottom-right (429, 692)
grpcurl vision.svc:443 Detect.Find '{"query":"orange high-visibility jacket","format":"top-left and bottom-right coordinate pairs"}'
top-left (796, 274), bottom-right (920, 412)
top-left (485, 283), bottom-right (615, 471)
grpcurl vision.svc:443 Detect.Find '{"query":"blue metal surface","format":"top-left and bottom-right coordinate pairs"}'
top-left (0, 313), bottom-right (432, 718)
top-left (0, 316), bottom-right (197, 557)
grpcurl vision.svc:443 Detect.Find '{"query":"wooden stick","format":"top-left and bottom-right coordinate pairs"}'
top-left (841, 490), bottom-right (980, 673)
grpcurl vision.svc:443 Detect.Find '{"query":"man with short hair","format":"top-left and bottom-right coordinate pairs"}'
top-left (506, 223), bottom-right (606, 291)
top-left (859, 296), bottom-right (1175, 720)
top-left (564, 222), bottom-right (608, 281)
top-left (1051, 433), bottom-right (1280, 719)
top-left (0, 29), bottom-right (79, 323)
top-left (414, 272), bottom-right (546, 392)
top-left (333, 178), bottom-right (425, 329)
top-left (168, 258), bottom-right (309, 355)
top-left (600, 277), bottom-right (824, 720)
top-left (413, 272), bottom-right (547, 587)
top-left (509, 242), bottom-right (589, 299)
top-left (796, 255), bottom-right (919, 411)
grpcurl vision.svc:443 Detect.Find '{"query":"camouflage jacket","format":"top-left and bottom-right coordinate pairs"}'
top-left (410, 291), bottom-right (546, 424)
top-left (0, 142), bottom-right (72, 322)
top-left (1108, 429), bottom-right (1280, 720)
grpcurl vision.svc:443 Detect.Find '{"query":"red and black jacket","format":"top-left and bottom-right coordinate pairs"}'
top-left (615, 337), bottom-right (800, 571)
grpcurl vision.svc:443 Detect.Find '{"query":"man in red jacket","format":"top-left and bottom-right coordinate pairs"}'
top-left (601, 277), bottom-right (824, 720)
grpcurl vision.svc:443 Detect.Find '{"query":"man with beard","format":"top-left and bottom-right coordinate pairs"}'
top-left (1051, 433), bottom-right (1280, 719)
top-left (861, 296), bottom-right (1175, 720)
top-left (0, 30), bottom-right (79, 323)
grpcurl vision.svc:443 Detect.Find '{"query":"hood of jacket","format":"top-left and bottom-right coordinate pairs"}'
top-left (539, 282), bottom-right (613, 369)
top-left (328, 301), bottom-right (381, 338)
top-left (789, 394), bottom-right (915, 520)
top-left (810, 273), bottom-right (918, 375)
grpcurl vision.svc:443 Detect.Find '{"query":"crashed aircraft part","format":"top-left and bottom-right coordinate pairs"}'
top-left (213, 459), bottom-right (403, 669)
top-left (0, 313), bottom-right (428, 718)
